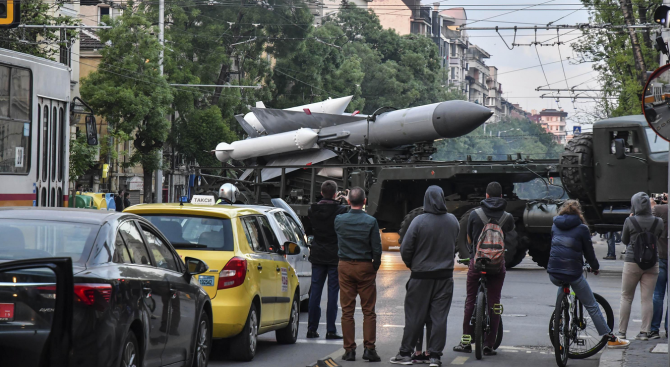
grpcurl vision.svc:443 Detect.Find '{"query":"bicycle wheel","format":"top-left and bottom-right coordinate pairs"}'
top-left (494, 317), bottom-right (503, 350)
top-left (568, 293), bottom-right (614, 359)
top-left (474, 290), bottom-right (485, 360)
top-left (553, 292), bottom-right (570, 367)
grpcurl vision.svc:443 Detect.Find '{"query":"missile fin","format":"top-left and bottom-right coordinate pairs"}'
top-left (260, 149), bottom-right (338, 181)
top-left (234, 115), bottom-right (261, 138)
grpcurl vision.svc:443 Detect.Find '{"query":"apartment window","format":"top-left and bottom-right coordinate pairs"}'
top-left (451, 43), bottom-right (456, 57)
top-left (450, 67), bottom-right (455, 79)
top-left (98, 6), bottom-right (110, 25)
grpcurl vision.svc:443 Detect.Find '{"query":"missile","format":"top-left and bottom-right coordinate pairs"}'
top-left (215, 128), bottom-right (319, 162)
top-left (216, 100), bottom-right (492, 163)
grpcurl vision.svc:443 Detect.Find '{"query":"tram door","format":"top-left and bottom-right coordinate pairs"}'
top-left (36, 98), bottom-right (66, 207)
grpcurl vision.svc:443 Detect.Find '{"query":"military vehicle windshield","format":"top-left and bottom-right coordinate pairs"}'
top-left (645, 127), bottom-right (669, 153)
top-left (514, 178), bottom-right (568, 200)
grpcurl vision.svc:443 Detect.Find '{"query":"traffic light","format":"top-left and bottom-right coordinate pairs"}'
top-left (0, 0), bottom-right (20, 29)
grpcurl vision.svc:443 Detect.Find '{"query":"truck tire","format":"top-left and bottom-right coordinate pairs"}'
top-left (527, 233), bottom-right (551, 269)
top-left (560, 133), bottom-right (594, 201)
top-left (398, 207), bottom-right (425, 244)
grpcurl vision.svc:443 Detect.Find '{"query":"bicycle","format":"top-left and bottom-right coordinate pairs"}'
top-left (457, 258), bottom-right (504, 360)
top-left (549, 265), bottom-right (614, 367)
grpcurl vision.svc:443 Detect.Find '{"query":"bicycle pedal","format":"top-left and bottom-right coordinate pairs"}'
top-left (492, 303), bottom-right (504, 315)
top-left (461, 335), bottom-right (472, 345)
top-left (576, 339), bottom-right (586, 346)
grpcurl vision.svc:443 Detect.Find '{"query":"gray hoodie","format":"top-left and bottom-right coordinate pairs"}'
top-left (622, 192), bottom-right (664, 263)
top-left (400, 186), bottom-right (459, 279)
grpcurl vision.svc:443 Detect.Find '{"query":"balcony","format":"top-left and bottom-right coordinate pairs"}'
top-left (412, 7), bottom-right (432, 24)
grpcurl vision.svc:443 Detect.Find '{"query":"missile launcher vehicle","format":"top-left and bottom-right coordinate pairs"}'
top-left (204, 101), bottom-right (668, 269)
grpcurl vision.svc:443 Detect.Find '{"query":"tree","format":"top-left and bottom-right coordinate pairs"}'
top-left (572, 0), bottom-right (661, 120)
top-left (80, 3), bottom-right (173, 203)
top-left (69, 132), bottom-right (97, 183)
top-left (0, 0), bottom-right (78, 60)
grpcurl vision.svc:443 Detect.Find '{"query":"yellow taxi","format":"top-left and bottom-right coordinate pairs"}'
top-left (124, 199), bottom-right (301, 361)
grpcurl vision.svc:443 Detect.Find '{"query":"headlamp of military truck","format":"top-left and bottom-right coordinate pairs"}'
top-left (642, 63), bottom-right (670, 142)
top-left (0, 0), bottom-right (20, 29)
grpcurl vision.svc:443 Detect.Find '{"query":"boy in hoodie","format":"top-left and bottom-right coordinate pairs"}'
top-left (453, 182), bottom-right (514, 356)
top-left (305, 180), bottom-right (348, 339)
top-left (391, 186), bottom-right (459, 367)
top-left (618, 192), bottom-right (663, 340)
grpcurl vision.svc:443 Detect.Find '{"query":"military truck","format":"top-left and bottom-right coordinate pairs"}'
top-left (198, 115), bottom-right (668, 268)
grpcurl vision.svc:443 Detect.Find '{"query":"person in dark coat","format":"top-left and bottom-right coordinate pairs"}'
top-left (391, 186), bottom-right (458, 366)
top-left (114, 190), bottom-right (124, 212)
top-left (304, 180), bottom-right (348, 340)
top-left (547, 200), bottom-right (629, 348)
top-left (123, 192), bottom-right (132, 209)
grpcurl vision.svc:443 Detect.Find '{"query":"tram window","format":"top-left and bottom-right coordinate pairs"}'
top-left (0, 66), bottom-right (8, 117)
top-left (42, 106), bottom-right (48, 181)
top-left (40, 188), bottom-right (46, 207)
top-left (10, 68), bottom-right (30, 121)
top-left (50, 188), bottom-right (55, 207)
top-left (51, 107), bottom-right (57, 181)
top-left (59, 107), bottom-right (64, 182)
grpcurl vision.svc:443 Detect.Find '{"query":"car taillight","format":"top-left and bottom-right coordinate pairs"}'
top-left (218, 257), bottom-right (247, 290)
top-left (74, 284), bottom-right (112, 305)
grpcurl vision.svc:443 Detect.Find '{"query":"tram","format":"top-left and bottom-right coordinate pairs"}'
top-left (0, 48), bottom-right (70, 207)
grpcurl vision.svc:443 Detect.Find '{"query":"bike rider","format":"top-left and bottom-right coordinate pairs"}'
top-left (548, 200), bottom-right (629, 348)
top-left (453, 182), bottom-right (514, 356)
top-left (216, 183), bottom-right (240, 205)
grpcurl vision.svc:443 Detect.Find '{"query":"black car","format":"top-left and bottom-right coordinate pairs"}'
top-left (0, 208), bottom-right (212, 367)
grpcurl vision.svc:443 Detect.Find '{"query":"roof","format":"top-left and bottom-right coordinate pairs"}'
top-left (124, 203), bottom-right (262, 219)
top-left (593, 115), bottom-right (647, 129)
top-left (0, 207), bottom-right (126, 224)
top-left (80, 29), bottom-right (104, 50)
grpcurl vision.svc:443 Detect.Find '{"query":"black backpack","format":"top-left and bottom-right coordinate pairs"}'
top-left (629, 217), bottom-right (660, 270)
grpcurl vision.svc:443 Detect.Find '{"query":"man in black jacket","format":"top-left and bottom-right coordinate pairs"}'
top-left (453, 182), bottom-right (514, 357)
top-left (305, 180), bottom-right (348, 339)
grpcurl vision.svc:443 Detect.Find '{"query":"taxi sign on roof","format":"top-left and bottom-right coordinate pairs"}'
top-left (191, 195), bottom-right (216, 206)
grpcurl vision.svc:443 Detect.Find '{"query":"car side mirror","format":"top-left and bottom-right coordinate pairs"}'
top-left (614, 138), bottom-right (626, 160)
top-left (283, 241), bottom-right (301, 256)
top-left (185, 257), bottom-right (209, 276)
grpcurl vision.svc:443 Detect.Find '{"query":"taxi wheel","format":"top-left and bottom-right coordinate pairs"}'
top-left (229, 304), bottom-right (258, 361)
top-left (191, 312), bottom-right (211, 367)
top-left (276, 293), bottom-right (299, 344)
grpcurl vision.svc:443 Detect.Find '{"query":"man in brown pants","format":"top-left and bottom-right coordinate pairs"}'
top-left (334, 187), bottom-right (382, 362)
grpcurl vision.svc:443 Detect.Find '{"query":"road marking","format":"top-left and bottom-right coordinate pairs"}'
top-left (296, 339), bottom-right (344, 345)
top-left (503, 330), bottom-right (510, 333)
top-left (526, 351), bottom-right (532, 354)
top-left (450, 356), bottom-right (469, 364)
top-left (501, 314), bottom-right (527, 317)
top-left (299, 322), bottom-right (342, 325)
top-left (499, 349), bottom-right (518, 353)
top-left (633, 319), bottom-right (642, 322)
top-left (382, 324), bottom-right (404, 328)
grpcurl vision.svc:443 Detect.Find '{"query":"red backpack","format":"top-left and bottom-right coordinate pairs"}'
top-left (473, 209), bottom-right (510, 274)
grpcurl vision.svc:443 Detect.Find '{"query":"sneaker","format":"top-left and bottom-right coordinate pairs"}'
top-left (483, 346), bottom-right (497, 356)
top-left (648, 331), bottom-right (661, 339)
top-left (428, 357), bottom-right (441, 367)
top-left (412, 352), bottom-right (429, 364)
top-left (614, 332), bottom-right (627, 340)
top-left (603, 256), bottom-right (616, 260)
top-left (390, 353), bottom-right (413, 365)
top-left (363, 348), bottom-right (381, 362)
top-left (453, 343), bottom-right (472, 353)
top-left (635, 332), bottom-right (649, 341)
top-left (306, 330), bottom-right (319, 338)
top-left (607, 335), bottom-right (630, 349)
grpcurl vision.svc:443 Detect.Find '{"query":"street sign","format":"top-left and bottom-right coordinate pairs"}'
top-left (573, 126), bottom-right (581, 135)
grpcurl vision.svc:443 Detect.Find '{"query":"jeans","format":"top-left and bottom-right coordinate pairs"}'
top-left (606, 232), bottom-right (616, 257)
top-left (463, 261), bottom-right (505, 347)
top-left (308, 264), bottom-right (340, 334)
top-left (549, 274), bottom-right (611, 336)
top-left (651, 259), bottom-right (668, 333)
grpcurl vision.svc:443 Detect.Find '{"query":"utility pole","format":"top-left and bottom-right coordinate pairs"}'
top-left (621, 0), bottom-right (647, 87)
top-left (155, 0), bottom-right (164, 203)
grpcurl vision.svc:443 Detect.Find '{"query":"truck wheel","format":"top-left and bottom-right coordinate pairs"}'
top-left (560, 133), bottom-right (594, 201)
top-left (527, 233), bottom-right (551, 269)
top-left (398, 207), bottom-right (425, 244)
top-left (456, 208), bottom-right (477, 260)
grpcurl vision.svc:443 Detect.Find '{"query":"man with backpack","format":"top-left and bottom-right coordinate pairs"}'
top-left (453, 182), bottom-right (514, 356)
top-left (391, 186), bottom-right (459, 367)
top-left (617, 192), bottom-right (663, 340)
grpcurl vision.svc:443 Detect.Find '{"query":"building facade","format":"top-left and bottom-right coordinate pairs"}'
top-left (539, 109), bottom-right (568, 144)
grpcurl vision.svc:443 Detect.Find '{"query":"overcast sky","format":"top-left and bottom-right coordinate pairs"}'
top-left (426, 0), bottom-right (599, 130)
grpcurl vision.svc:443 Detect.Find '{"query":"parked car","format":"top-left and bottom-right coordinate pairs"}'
top-left (0, 208), bottom-right (212, 367)
top-left (125, 202), bottom-right (302, 361)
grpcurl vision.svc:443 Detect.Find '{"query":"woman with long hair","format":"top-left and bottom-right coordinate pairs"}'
top-left (547, 200), bottom-right (629, 348)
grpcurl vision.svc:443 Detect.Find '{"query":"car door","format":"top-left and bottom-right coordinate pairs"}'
top-left (241, 216), bottom-right (278, 327)
top-left (272, 211), bottom-right (300, 272)
top-left (117, 221), bottom-right (171, 367)
top-left (0, 257), bottom-right (74, 367)
top-left (139, 223), bottom-right (196, 366)
top-left (256, 215), bottom-right (292, 323)
top-left (285, 214), bottom-right (311, 300)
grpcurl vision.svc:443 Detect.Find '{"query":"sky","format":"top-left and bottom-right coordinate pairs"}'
top-left (423, 0), bottom-right (601, 131)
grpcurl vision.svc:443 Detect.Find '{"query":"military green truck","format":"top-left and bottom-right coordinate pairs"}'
top-left (200, 115), bottom-right (668, 268)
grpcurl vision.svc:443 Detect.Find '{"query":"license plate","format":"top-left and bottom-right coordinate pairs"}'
top-left (199, 276), bottom-right (215, 287)
top-left (0, 303), bottom-right (14, 321)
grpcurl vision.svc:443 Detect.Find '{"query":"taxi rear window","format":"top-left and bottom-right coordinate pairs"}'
top-left (143, 215), bottom-right (234, 251)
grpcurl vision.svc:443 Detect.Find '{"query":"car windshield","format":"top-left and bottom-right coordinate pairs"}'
top-left (645, 127), bottom-right (669, 153)
top-left (0, 219), bottom-right (99, 263)
top-left (143, 215), bottom-right (234, 251)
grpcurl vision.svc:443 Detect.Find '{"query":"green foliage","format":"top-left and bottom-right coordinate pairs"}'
top-left (572, 0), bottom-right (660, 121)
top-left (69, 132), bottom-right (97, 182)
top-left (0, 0), bottom-right (78, 60)
top-left (433, 117), bottom-right (564, 161)
top-left (80, 3), bottom-right (173, 173)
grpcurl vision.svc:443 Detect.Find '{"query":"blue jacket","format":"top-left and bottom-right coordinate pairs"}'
top-left (547, 214), bottom-right (599, 282)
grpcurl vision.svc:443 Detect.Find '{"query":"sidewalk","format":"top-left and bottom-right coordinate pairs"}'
top-left (599, 338), bottom-right (668, 367)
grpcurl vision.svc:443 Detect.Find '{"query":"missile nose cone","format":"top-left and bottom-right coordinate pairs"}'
top-left (432, 100), bottom-right (493, 138)
top-left (215, 142), bottom-right (233, 162)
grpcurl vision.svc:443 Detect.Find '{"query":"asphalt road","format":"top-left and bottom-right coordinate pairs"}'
top-left (209, 239), bottom-right (642, 367)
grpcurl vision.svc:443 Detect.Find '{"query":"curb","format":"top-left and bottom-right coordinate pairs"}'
top-left (598, 348), bottom-right (624, 367)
